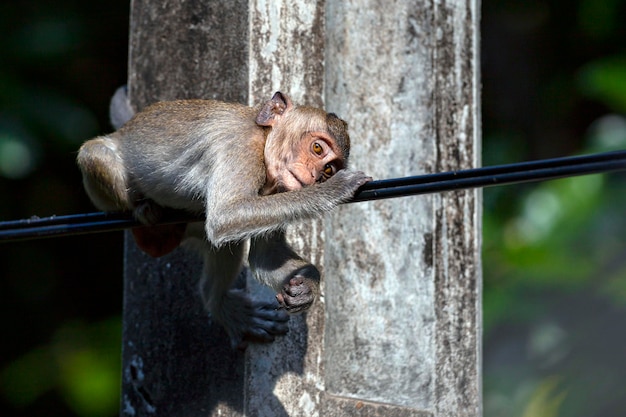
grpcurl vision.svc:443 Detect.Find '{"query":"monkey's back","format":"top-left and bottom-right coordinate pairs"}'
top-left (116, 100), bottom-right (268, 211)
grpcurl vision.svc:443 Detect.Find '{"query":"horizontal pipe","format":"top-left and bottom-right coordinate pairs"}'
top-left (1, 150), bottom-right (625, 242)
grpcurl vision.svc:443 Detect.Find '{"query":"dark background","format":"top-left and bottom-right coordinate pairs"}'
top-left (1, 1), bottom-right (625, 416)
top-left (0, 2), bottom-right (127, 416)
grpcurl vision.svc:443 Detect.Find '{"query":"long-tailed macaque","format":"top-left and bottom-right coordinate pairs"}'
top-left (77, 89), bottom-right (371, 347)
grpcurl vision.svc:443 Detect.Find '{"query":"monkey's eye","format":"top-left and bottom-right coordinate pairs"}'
top-left (323, 164), bottom-right (334, 177)
top-left (312, 142), bottom-right (323, 155)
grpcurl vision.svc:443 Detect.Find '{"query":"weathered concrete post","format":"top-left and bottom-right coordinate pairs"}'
top-left (121, 2), bottom-right (250, 415)
top-left (121, 0), bottom-right (481, 416)
top-left (323, 1), bottom-right (482, 415)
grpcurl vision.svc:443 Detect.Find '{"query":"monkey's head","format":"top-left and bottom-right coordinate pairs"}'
top-left (257, 92), bottom-right (351, 193)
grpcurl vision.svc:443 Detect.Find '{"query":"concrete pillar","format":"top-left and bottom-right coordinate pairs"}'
top-left (324, 1), bottom-right (482, 415)
top-left (122, 1), bottom-right (249, 415)
top-left (121, 0), bottom-right (481, 416)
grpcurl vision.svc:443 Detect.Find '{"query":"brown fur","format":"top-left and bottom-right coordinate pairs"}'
top-left (77, 91), bottom-right (371, 347)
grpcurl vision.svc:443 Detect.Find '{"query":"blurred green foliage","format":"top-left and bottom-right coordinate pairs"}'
top-left (578, 57), bottom-right (626, 113)
top-left (482, 0), bottom-right (626, 416)
top-left (1, 319), bottom-right (121, 417)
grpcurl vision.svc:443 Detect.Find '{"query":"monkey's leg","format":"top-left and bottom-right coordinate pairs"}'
top-left (77, 135), bottom-right (132, 212)
top-left (199, 241), bottom-right (289, 348)
top-left (249, 231), bottom-right (321, 313)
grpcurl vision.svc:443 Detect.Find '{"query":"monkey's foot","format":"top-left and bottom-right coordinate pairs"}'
top-left (276, 275), bottom-right (316, 313)
top-left (219, 289), bottom-right (290, 350)
top-left (133, 199), bottom-right (164, 225)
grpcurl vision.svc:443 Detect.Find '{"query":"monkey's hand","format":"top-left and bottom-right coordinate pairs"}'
top-left (219, 288), bottom-right (290, 350)
top-left (326, 169), bottom-right (373, 202)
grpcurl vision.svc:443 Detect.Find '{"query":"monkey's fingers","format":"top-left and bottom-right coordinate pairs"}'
top-left (230, 315), bottom-right (288, 350)
top-left (249, 301), bottom-right (290, 321)
top-left (241, 302), bottom-right (289, 344)
top-left (243, 326), bottom-right (285, 344)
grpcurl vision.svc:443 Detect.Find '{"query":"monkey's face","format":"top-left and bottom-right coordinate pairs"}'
top-left (266, 131), bottom-right (345, 193)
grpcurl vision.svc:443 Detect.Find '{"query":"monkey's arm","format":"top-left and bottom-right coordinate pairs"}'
top-left (205, 169), bottom-right (370, 246)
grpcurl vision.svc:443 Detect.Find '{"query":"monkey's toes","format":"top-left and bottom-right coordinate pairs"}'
top-left (134, 200), bottom-right (163, 225)
top-left (277, 276), bottom-right (315, 313)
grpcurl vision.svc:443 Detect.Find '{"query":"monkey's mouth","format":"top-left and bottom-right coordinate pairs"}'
top-left (286, 169), bottom-right (307, 189)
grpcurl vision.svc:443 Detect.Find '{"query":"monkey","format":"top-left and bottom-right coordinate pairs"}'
top-left (76, 89), bottom-right (371, 348)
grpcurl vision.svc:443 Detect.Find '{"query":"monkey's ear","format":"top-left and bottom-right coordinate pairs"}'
top-left (256, 92), bottom-right (291, 127)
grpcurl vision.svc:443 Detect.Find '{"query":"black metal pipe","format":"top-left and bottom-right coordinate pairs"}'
top-left (357, 150), bottom-right (626, 191)
top-left (1, 150), bottom-right (625, 242)
top-left (353, 158), bottom-right (626, 202)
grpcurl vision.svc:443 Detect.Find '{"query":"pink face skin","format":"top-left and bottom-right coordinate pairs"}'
top-left (265, 131), bottom-right (345, 193)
